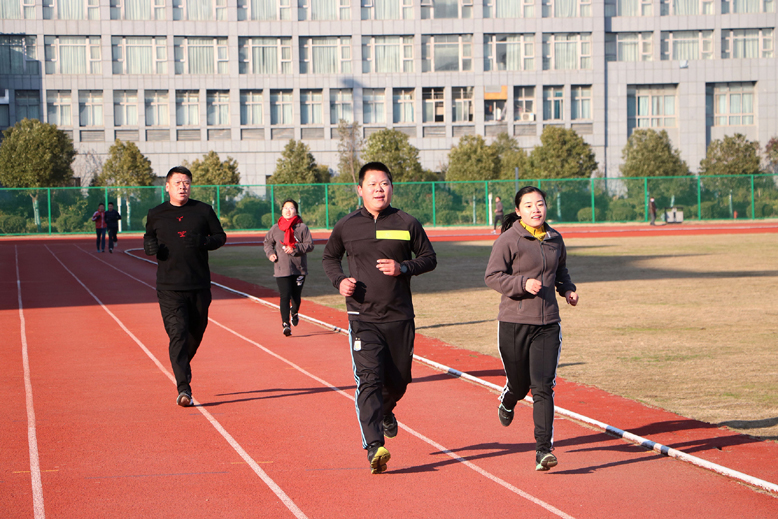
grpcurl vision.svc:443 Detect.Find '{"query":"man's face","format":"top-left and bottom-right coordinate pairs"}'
top-left (358, 170), bottom-right (392, 216)
top-left (108, 204), bottom-right (114, 210)
top-left (166, 173), bottom-right (191, 206)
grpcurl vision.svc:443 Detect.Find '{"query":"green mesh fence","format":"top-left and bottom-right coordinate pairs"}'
top-left (1, 175), bottom-right (776, 235)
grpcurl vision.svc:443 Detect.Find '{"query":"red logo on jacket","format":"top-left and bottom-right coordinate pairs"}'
top-left (177, 216), bottom-right (184, 222)
top-left (178, 231), bottom-right (187, 238)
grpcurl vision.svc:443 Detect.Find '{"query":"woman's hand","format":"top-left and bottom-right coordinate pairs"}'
top-left (524, 278), bottom-right (542, 295)
top-left (268, 254), bottom-right (278, 262)
top-left (565, 291), bottom-right (579, 306)
top-left (282, 245), bottom-right (295, 255)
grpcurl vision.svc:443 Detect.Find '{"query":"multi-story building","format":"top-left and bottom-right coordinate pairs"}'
top-left (1, 0), bottom-right (776, 184)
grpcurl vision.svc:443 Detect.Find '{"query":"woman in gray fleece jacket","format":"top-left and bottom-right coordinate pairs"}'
top-left (263, 199), bottom-right (314, 336)
top-left (484, 186), bottom-right (579, 472)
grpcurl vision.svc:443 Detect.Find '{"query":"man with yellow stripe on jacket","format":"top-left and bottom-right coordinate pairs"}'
top-left (322, 162), bottom-right (437, 474)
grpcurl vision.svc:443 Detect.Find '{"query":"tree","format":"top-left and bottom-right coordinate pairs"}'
top-left (94, 139), bottom-right (155, 186)
top-left (186, 150), bottom-right (240, 185)
top-left (491, 133), bottom-right (529, 180)
top-left (620, 129), bottom-right (690, 178)
top-left (527, 126), bottom-right (598, 179)
top-left (765, 137), bottom-right (778, 174)
top-left (699, 133), bottom-right (761, 177)
top-left (337, 120), bottom-right (363, 188)
top-left (446, 134), bottom-right (500, 181)
top-left (269, 139), bottom-right (329, 184)
top-left (362, 128), bottom-right (435, 182)
top-left (0, 118), bottom-right (77, 230)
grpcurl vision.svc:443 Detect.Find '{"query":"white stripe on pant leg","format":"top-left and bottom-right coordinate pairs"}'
top-left (550, 324), bottom-right (563, 449)
top-left (496, 321), bottom-right (511, 404)
top-left (348, 324), bottom-right (368, 449)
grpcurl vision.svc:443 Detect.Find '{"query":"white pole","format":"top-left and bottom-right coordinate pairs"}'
top-left (117, 194), bottom-right (122, 233)
top-left (488, 193), bottom-right (493, 227)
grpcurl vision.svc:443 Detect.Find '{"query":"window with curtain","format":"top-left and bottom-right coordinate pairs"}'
top-left (393, 88), bottom-right (414, 123)
top-left (605, 0), bottom-right (651, 16)
top-left (605, 33), bottom-right (653, 61)
top-left (543, 86), bottom-right (563, 120)
top-left (111, 0), bottom-right (165, 19)
top-left (299, 0), bottom-right (349, 19)
top-left (114, 91), bottom-right (138, 126)
top-left (660, 0), bottom-right (712, 15)
top-left (362, 36), bottom-right (413, 73)
top-left (422, 87), bottom-right (444, 122)
top-left (484, 99), bottom-right (506, 122)
top-left (207, 91), bottom-right (230, 126)
top-left (240, 90), bottom-right (263, 125)
top-left (112, 37), bottom-right (167, 75)
top-left (0, 36), bottom-right (39, 75)
top-left (452, 87), bottom-right (473, 122)
top-left (513, 86), bottom-right (535, 120)
top-left (420, 0), bottom-right (471, 18)
top-left (660, 31), bottom-right (713, 60)
top-left (173, 0), bottom-right (226, 19)
top-left (422, 34), bottom-right (471, 72)
top-left (176, 90), bottom-right (199, 126)
top-left (47, 90), bottom-right (72, 126)
top-left (484, 0), bottom-right (533, 18)
top-left (362, 0), bottom-right (410, 19)
top-left (722, 29), bottom-right (773, 59)
top-left (484, 34), bottom-right (534, 71)
top-left (43, 0), bottom-right (99, 19)
top-left (571, 86), bottom-right (591, 120)
top-left (16, 91), bottom-right (41, 121)
top-left (542, 0), bottom-right (590, 17)
top-left (300, 37), bottom-right (351, 74)
top-left (707, 83), bottom-right (755, 126)
top-left (300, 90), bottom-right (323, 124)
top-left (238, 0), bottom-right (293, 19)
top-left (145, 91), bottom-right (169, 126)
top-left (330, 89), bottom-right (353, 124)
top-left (363, 89), bottom-right (386, 124)
top-left (175, 37), bottom-right (228, 74)
top-left (239, 38), bottom-right (293, 74)
top-left (627, 85), bottom-right (676, 132)
top-left (45, 36), bottom-right (101, 75)
top-left (1, 0), bottom-right (35, 18)
top-left (542, 33), bottom-right (590, 70)
top-left (78, 91), bottom-right (103, 126)
top-left (722, 0), bottom-right (774, 12)
top-left (270, 90), bottom-right (293, 124)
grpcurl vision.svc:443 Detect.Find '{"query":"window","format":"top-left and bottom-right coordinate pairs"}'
top-left (363, 89), bottom-right (386, 124)
top-left (176, 90), bottom-right (199, 126)
top-left (0, 36), bottom-right (40, 75)
top-left (47, 90), bottom-right (72, 127)
top-left (484, 34), bottom-right (534, 71)
top-left (514, 86), bottom-right (535, 121)
top-left (393, 88), bottom-right (414, 123)
top-left (238, 0), bottom-right (292, 19)
top-left (707, 83), bottom-right (755, 126)
top-left (0, 104), bottom-right (8, 127)
top-left (722, 0), bottom-right (774, 13)
top-left (298, 0), bottom-right (350, 19)
top-left (604, 0), bottom-right (652, 16)
top-left (660, 31), bottom-right (713, 60)
top-left (300, 37), bottom-right (352, 74)
top-left (542, 0), bottom-right (590, 17)
top-left (543, 86), bottom-right (564, 121)
top-left (628, 85), bottom-right (676, 132)
top-left (207, 91), bottom-right (229, 126)
top-left (660, 0), bottom-right (713, 15)
top-left (421, 0), bottom-right (472, 18)
top-left (300, 90), bottom-right (323, 125)
top-left (483, 0), bottom-right (533, 18)
top-left (722, 29), bottom-right (774, 59)
top-left (330, 89), bottom-right (353, 124)
top-left (45, 36), bottom-right (101, 75)
top-left (0, 0), bottom-right (36, 18)
top-left (112, 37), bottom-right (167, 75)
top-left (452, 87), bottom-right (473, 122)
top-left (422, 34), bottom-right (472, 72)
top-left (362, 36), bottom-right (413, 73)
top-left (145, 91), bottom-right (169, 126)
top-left (114, 91), bottom-right (138, 126)
top-left (79, 91), bottom-right (103, 127)
top-left (542, 33), bottom-right (591, 70)
top-left (15, 91), bottom-right (41, 121)
top-left (174, 37), bottom-right (228, 74)
top-left (605, 33), bottom-right (653, 61)
top-left (361, 0), bottom-right (413, 19)
top-left (239, 38), bottom-right (293, 75)
top-left (43, 0), bottom-right (99, 19)
top-left (422, 87), bottom-right (444, 122)
top-left (484, 98), bottom-right (506, 122)
top-left (110, 0), bottom-right (166, 19)
top-left (571, 86), bottom-right (591, 120)
top-left (270, 90), bottom-right (293, 125)
top-left (240, 90), bottom-right (263, 125)
top-left (173, 0), bottom-right (226, 19)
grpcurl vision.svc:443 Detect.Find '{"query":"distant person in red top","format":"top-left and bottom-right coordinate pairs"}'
top-left (91, 202), bottom-right (107, 253)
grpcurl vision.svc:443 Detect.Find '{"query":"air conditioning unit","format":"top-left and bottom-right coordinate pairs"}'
top-left (520, 112), bottom-right (535, 122)
top-left (0, 90), bottom-right (8, 105)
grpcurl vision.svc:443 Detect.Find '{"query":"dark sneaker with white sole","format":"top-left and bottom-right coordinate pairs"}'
top-left (498, 404), bottom-right (514, 427)
top-left (291, 313), bottom-right (299, 326)
top-left (176, 390), bottom-right (192, 407)
top-left (367, 442), bottom-right (391, 474)
top-left (383, 413), bottom-right (398, 438)
top-left (283, 323), bottom-right (292, 336)
top-left (535, 450), bottom-right (558, 471)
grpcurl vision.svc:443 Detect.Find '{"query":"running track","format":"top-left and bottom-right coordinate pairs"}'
top-left (2, 222), bottom-right (778, 518)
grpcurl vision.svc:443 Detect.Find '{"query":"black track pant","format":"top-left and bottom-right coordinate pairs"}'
top-left (275, 275), bottom-right (305, 325)
top-left (498, 321), bottom-right (561, 453)
top-left (107, 227), bottom-right (118, 249)
top-left (349, 319), bottom-right (415, 449)
top-left (157, 288), bottom-right (212, 394)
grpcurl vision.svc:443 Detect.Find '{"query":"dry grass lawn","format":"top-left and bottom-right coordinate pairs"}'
top-left (209, 233), bottom-right (778, 440)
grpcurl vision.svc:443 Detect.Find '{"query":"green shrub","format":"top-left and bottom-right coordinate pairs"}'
top-left (436, 210), bottom-right (459, 225)
top-left (25, 218), bottom-right (48, 233)
top-left (606, 199), bottom-right (637, 221)
top-left (232, 213), bottom-right (259, 229)
top-left (313, 204), bottom-right (347, 228)
top-left (577, 206), bottom-right (603, 222)
top-left (699, 201), bottom-right (717, 219)
top-left (0, 215), bottom-right (26, 233)
top-left (261, 213), bottom-right (274, 229)
top-left (746, 202), bottom-right (774, 218)
top-left (56, 214), bottom-right (87, 233)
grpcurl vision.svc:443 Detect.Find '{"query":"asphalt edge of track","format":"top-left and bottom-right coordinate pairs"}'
top-left (122, 247), bottom-right (778, 498)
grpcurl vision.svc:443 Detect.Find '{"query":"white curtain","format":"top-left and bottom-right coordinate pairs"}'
top-left (555, 0), bottom-right (576, 17)
top-left (126, 37), bottom-right (153, 74)
top-left (733, 0), bottom-right (759, 11)
top-left (434, 0), bottom-right (458, 18)
top-left (496, 0), bottom-right (522, 17)
top-left (618, 35), bottom-right (638, 61)
top-left (253, 45), bottom-right (278, 74)
top-left (312, 39), bottom-right (337, 73)
top-left (375, 38), bottom-right (401, 73)
top-left (672, 33), bottom-right (698, 60)
top-left (301, 95), bottom-right (322, 124)
top-left (60, 37), bottom-right (87, 74)
top-left (79, 94), bottom-right (102, 126)
top-left (618, 0), bottom-right (638, 15)
top-left (0, 0), bottom-right (22, 18)
top-left (188, 38), bottom-right (214, 74)
top-left (375, 0), bottom-right (399, 18)
top-left (58, 0), bottom-right (84, 19)
top-left (176, 94), bottom-right (198, 125)
top-left (673, 0), bottom-right (697, 14)
top-left (145, 93), bottom-right (168, 126)
top-left (207, 96), bottom-right (229, 125)
top-left (48, 95), bottom-right (72, 126)
top-left (251, 0), bottom-right (276, 19)
top-left (734, 30), bottom-right (759, 58)
top-left (187, 0), bottom-right (212, 19)
top-left (554, 40), bottom-right (577, 69)
top-left (240, 92), bottom-right (262, 125)
top-left (125, 0), bottom-right (152, 18)
top-left (114, 96), bottom-right (138, 126)
top-left (505, 37), bottom-right (523, 70)
top-left (311, 0), bottom-right (337, 19)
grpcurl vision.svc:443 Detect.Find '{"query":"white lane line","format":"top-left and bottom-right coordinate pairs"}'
top-left (49, 245), bottom-right (307, 519)
top-left (15, 245), bottom-right (46, 519)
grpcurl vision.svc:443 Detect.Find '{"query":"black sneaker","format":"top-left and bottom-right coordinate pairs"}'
top-left (291, 313), bottom-right (299, 327)
top-left (383, 413), bottom-right (398, 439)
top-left (176, 390), bottom-right (192, 407)
top-left (498, 404), bottom-right (514, 427)
top-left (283, 323), bottom-right (292, 336)
top-left (535, 450), bottom-right (558, 471)
top-left (108, 248), bottom-right (112, 254)
top-left (367, 442), bottom-right (391, 474)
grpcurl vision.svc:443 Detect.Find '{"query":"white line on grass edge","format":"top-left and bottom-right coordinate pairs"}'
top-left (123, 248), bottom-right (778, 497)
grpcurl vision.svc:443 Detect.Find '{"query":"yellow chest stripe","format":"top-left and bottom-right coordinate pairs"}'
top-left (376, 230), bottom-right (411, 241)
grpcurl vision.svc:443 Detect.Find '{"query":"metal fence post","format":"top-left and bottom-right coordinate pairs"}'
top-left (47, 188), bottom-right (52, 235)
top-left (750, 174), bottom-right (755, 219)
top-left (432, 182), bottom-right (436, 226)
top-left (484, 181), bottom-right (489, 223)
top-left (697, 176), bottom-right (702, 220)
top-left (643, 177), bottom-right (648, 222)
top-left (216, 185), bottom-right (221, 219)
top-left (325, 184), bottom-right (329, 229)
top-left (270, 184), bottom-right (275, 224)
top-left (590, 179), bottom-right (596, 222)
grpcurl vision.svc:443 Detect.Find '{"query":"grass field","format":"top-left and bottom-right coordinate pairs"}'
top-left (209, 233), bottom-right (778, 441)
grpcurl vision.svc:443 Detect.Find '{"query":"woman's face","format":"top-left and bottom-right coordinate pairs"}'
top-left (282, 202), bottom-right (297, 219)
top-left (516, 191), bottom-right (547, 229)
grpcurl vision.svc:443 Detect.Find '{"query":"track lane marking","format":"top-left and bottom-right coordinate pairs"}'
top-left (44, 245), bottom-right (308, 519)
top-left (14, 245), bottom-right (45, 519)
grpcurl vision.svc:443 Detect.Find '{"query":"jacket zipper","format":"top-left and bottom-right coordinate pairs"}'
top-left (539, 238), bottom-right (547, 325)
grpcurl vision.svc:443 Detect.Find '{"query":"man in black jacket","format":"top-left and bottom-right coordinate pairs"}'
top-left (143, 166), bottom-right (227, 407)
top-left (104, 202), bottom-right (122, 253)
top-left (322, 162), bottom-right (436, 474)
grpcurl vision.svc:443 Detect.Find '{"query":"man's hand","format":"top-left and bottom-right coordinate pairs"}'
top-left (524, 278), bottom-right (542, 295)
top-left (376, 259), bottom-right (401, 277)
top-left (143, 235), bottom-right (159, 256)
top-left (339, 277), bottom-right (357, 297)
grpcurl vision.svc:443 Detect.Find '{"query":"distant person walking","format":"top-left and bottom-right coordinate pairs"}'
top-left (104, 202), bottom-right (122, 253)
top-left (263, 199), bottom-right (314, 337)
top-left (492, 196), bottom-right (504, 234)
top-left (91, 202), bottom-right (107, 253)
top-left (143, 166), bottom-right (227, 407)
top-left (485, 186), bottom-right (579, 472)
top-left (322, 162), bottom-right (437, 474)
top-left (649, 197), bottom-right (658, 225)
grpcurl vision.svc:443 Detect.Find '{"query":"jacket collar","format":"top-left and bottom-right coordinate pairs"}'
top-left (360, 205), bottom-right (396, 220)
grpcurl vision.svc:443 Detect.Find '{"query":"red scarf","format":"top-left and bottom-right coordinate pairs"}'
top-left (278, 215), bottom-right (302, 247)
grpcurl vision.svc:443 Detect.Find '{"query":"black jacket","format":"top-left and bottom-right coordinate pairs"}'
top-left (104, 209), bottom-right (122, 229)
top-left (322, 206), bottom-right (436, 322)
top-left (144, 199), bottom-right (227, 290)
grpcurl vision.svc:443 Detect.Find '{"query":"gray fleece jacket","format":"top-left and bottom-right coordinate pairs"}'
top-left (263, 221), bottom-right (314, 277)
top-left (484, 222), bottom-right (576, 325)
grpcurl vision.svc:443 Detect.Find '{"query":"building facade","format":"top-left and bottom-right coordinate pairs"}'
top-left (1, 0), bottom-right (776, 185)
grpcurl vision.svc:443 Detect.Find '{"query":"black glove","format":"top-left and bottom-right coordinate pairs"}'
top-left (183, 231), bottom-right (207, 250)
top-left (143, 234), bottom-right (159, 256)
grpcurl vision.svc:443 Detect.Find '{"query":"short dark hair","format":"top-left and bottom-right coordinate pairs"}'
top-left (166, 166), bottom-right (192, 181)
top-left (358, 162), bottom-right (393, 186)
top-left (281, 198), bottom-right (298, 213)
top-left (108, 202), bottom-right (114, 206)
top-left (98, 202), bottom-right (105, 208)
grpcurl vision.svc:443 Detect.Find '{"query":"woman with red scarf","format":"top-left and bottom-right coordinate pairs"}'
top-left (263, 199), bottom-right (314, 336)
